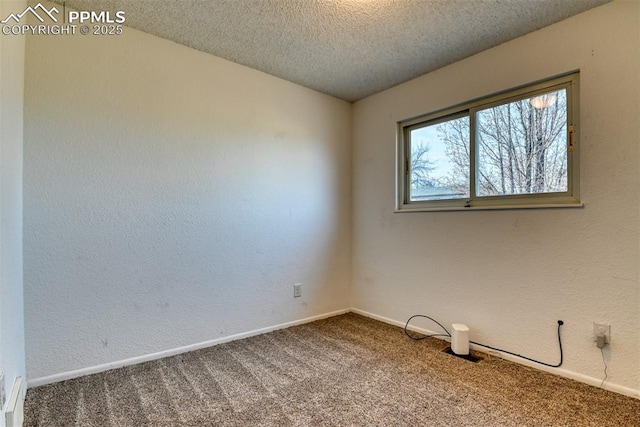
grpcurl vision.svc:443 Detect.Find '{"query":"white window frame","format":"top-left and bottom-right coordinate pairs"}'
top-left (396, 72), bottom-right (582, 212)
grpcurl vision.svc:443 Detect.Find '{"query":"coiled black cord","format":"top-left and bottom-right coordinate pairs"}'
top-left (404, 314), bottom-right (451, 340)
top-left (404, 315), bottom-right (564, 368)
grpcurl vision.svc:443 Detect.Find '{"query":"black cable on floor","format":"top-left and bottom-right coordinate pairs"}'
top-left (470, 320), bottom-right (564, 368)
top-left (404, 314), bottom-right (451, 340)
top-left (405, 315), bottom-right (564, 368)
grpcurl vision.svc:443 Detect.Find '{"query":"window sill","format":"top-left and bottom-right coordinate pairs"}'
top-left (394, 202), bottom-right (584, 213)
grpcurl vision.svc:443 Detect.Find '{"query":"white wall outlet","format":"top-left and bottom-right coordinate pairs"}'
top-left (0, 370), bottom-right (6, 408)
top-left (593, 323), bottom-right (611, 344)
top-left (293, 283), bottom-right (302, 298)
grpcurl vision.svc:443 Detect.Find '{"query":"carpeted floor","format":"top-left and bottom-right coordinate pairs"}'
top-left (24, 313), bottom-right (640, 426)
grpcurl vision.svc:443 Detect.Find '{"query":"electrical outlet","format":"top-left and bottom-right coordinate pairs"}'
top-left (593, 323), bottom-right (611, 345)
top-left (0, 370), bottom-right (5, 408)
top-left (293, 283), bottom-right (302, 298)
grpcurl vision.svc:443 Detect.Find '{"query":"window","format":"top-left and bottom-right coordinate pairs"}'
top-left (397, 72), bottom-right (581, 211)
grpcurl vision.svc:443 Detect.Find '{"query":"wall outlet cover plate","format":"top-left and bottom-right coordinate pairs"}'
top-left (593, 322), bottom-right (611, 344)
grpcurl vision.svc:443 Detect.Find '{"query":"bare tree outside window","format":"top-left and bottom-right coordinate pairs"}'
top-left (474, 89), bottom-right (567, 196)
top-left (411, 90), bottom-right (568, 200)
top-left (409, 117), bottom-right (469, 201)
top-left (400, 73), bottom-right (579, 211)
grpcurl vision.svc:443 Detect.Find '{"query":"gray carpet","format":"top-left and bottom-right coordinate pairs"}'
top-left (24, 313), bottom-right (640, 426)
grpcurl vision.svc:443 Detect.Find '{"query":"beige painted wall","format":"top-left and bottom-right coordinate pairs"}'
top-left (352, 0), bottom-right (639, 396)
top-left (20, 0), bottom-right (640, 399)
top-left (24, 2), bottom-right (352, 381)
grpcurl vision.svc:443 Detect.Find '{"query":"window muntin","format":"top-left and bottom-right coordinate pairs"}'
top-left (398, 73), bottom-right (580, 211)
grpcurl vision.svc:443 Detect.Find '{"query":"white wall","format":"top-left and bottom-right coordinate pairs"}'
top-left (352, 0), bottom-right (639, 396)
top-left (24, 5), bottom-right (352, 381)
top-left (0, 0), bottom-right (26, 422)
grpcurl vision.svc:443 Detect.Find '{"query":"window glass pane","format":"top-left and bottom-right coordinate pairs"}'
top-left (409, 116), bottom-right (470, 201)
top-left (476, 89), bottom-right (568, 197)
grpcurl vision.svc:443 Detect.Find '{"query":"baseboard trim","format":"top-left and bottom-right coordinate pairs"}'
top-left (28, 308), bottom-right (350, 388)
top-left (5, 376), bottom-right (26, 427)
top-left (350, 308), bottom-right (448, 338)
top-left (351, 308), bottom-right (640, 400)
top-left (28, 307), bottom-right (640, 400)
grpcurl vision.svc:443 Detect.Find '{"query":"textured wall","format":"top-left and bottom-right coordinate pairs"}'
top-left (0, 0), bottom-right (26, 421)
top-left (352, 1), bottom-right (639, 395)
top-left (24, 19), bottom-right (352, 380)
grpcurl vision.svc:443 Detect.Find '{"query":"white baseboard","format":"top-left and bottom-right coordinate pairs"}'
top-left (28, 307), bottom-right (640, 401)
top-left (28, 308), bottom-right (350, 388)
top-left (351, 308), bottom-right (640, 400)
top-left (5, 377), bottom-right (26, 427)
top-left (350, 308), bottom-right (449, 338)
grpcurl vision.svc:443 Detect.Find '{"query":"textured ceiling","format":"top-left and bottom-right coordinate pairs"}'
top-left (54, 0), bottom-right (610, 102)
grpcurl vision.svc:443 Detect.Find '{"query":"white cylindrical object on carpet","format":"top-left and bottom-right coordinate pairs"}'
top-left (451, 323), bottom-right (470, 355)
